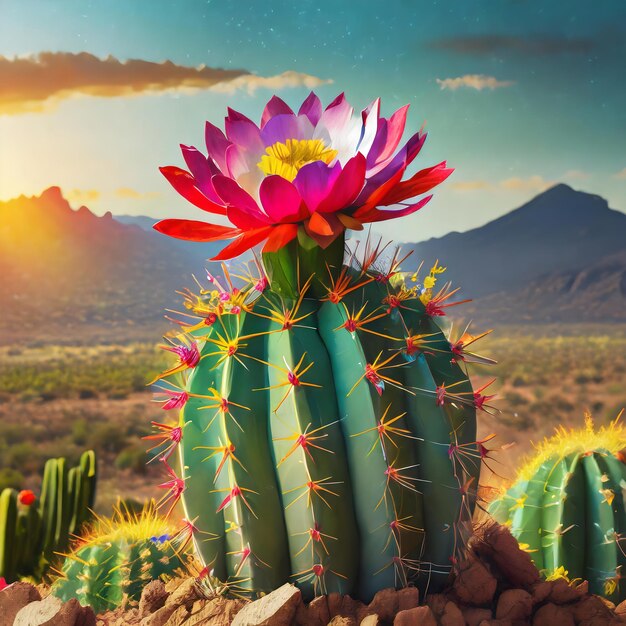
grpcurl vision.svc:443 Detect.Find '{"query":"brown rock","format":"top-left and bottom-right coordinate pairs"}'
top-left (572, 595), bottom-right (615, 624)
top-left (327, 592), bottom-right (343, 618)
top-left (530, 581), bottom-right (553, 605)
top-left (368, 588), bottom-right (398, 623)
top-left (473, 523), bottom-right (540, 589)
top-left (75, 604), bottom-right (97, 626)
top-left (232, 583), bottom-right (302, 626)
top-left (328, 617), bottom-right (357, 626)
top-left (164, 578), bottom-right (199, 609)
top-left (425, 594), bottom-right (447, 617)
top-left (615, 599), bottom-right (626, 616)
top-left (394, 606), bottom-right (437, 626)
top-left (462, 607), bottom-right (493, 626)
top-left (478, 621), bottom-right (513, 626)
top-left (548, 578), bottom-right (584, 604)
top-left (359, 616), bottom-right (380, 626)
top-left (140, 580), bottom-right (169, 616)
top-left (164, 605), bottom-right (190, 626)
top-left (184, 597), bottom-right (245, 626)
top-left (397, 587), bottom-right (419, 612)
top-left (340, 595), bottom-right (362, 619)
top-left (356, 608), bottom-right (377, 625)
top-left (453, 559), bottom-right (497, 606)
top-left (440, 601), bottom-right (464, 626)
top-left (496, 589), bottom-right (532, 621)
top-left (0, 581), bottom-right (41, 626)
top-left (306, 595), bottom-right (331, 626)
top-left (533, 602), bottom-right (574, 626)
top-left (140, 604), bottom-right (178, 626)
top-left (13, 594), bottom-right (79, 626)
top-left (164, 578), bottom-right (187, 594)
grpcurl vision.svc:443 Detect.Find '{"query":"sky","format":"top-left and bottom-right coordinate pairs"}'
top-left (0, 0), bottom-right (625, 240)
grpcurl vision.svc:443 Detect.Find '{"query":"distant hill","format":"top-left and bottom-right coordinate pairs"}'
top-left (113, 214), bottom-right (158, 232)
top-left (399, 184), bottom-right (626, 323)
top-left (0, 188), bottom-right (218, 344)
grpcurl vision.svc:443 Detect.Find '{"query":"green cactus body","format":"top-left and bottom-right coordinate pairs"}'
top-left (489, 416), bottom-right (626, 601)
top-left (0, 450), bottom-right (97, 582)
top-left (52, 505), bottom-right (186, 613)
top-left (151, 241), bottom-right (483, 602)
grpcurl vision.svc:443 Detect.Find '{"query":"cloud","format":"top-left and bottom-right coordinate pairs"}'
top-left (431, 34), bottom-right (594, 56)
top-left (115, 187), bottom-right (161, 200)
top-left (562, 169), bottom-right (589, 180)
top-left (210, 70), bottom-right (332, 95)
top-left (614, 167), bottom-right (626, 180)
top-left (0, 52), bottom-right (331, 114)
top-left (66, 188), bottom-right (101, 204)
top-left (436, 74), bottom-right (514, 91)
top-left (452, 176), bottom-right (552, 193)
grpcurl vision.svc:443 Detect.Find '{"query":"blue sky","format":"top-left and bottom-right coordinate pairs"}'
top-left (0, 0), bottom-right (624, 239)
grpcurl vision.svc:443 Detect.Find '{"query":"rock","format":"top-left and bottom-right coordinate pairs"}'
top-left (164, 605), bottom-right (190, 626)
top-left (359, 616), bottom-right (380, 626)
top-left (140, 604), bottom-right (178, 626)
top-left (184, 597), bottom-right (245, 626)
top-left (462, 607), bottom-right (493, 626)
top-left (397, 587), bottom-right (419, 612)
top-left (616, 599), bottom-right (626, 616)
top-left (368, 588), bottom-right (398, 623)
top-left (453, 559), bottom-right (497, 606)
top-left (473, 523), bottom-right (540, 589)
top-left (0, 581), bottom-right (41, 626)
top-left (164, 578), bottom-right (199, 609)
top-left (164, 578), bottom-right (187, 594)
top-left (140, 580), bottom-right (169, 616)
top-left (440, 601), bottom-right (464, 626)
top-left (548, 578), bottom-right (584, 604)
top-left (530, 581), bottom-right (553, 605)
top-left (496, 589), bottom-right (533, 621)
top-left (13, 594), bottom-right (79, 626)
top-left (394, 606), bottom-right (437, 626)
top-left (297, 595), bottom-right (330, 626)
top-left (533, 602), bottom-right (574, 626)
top-left (327, 592), bottom-right (343, 618)
top-left (478, 621), bottom-right (513, 626)
top-left (328, 617), bottom-right (357, 626)
top-left (425, 594), bottom-right (447, 617)
top-left (340, 595), bottom-right (362, 619)
top-left (75, 604), bottom-right (97, 626)
top-left (232, 583), bottom-right (302, 626)
top-left (572, 595), bottom-right (615, 624)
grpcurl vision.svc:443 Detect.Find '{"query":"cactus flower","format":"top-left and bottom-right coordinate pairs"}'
top-left (18, 489), bottom-right (35, 506)
top-left (154, 92), bottom-right (453, 259)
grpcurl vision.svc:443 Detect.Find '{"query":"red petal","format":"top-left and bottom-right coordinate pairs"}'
top-left (379, 162), bottom-right (453, 206)
top-left (308, 211), bottom-right (334, 236)
top-left (153, 219), bottom-right (238, 242)
top-left (211, 227), bottom-right (273, 261)
top-left (262, 224), bottom-right (299, 253)
top-left (357, 195), bottom-right (433, 223)
top-left (352, 168), bottom-right (405, 218)
top-left (159, 166), bottom-right (227, 215)
top-left (317, 154), bottom-right (366, 214)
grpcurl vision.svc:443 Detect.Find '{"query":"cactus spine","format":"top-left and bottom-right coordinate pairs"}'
top-left (52, 504), bottom-right (187, 613)
top-left (151, 242), bottom-right (488, 601)
top-left (0, 450), bottom-right (97, 582)
top-left (489, 414), bottom-right (626, 602)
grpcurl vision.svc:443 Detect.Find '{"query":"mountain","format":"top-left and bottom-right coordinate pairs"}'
top-left (399, 184), bottom-right (626, 323)
top-left (114, 215), bottom-right (158, 232)
top-left (0, 188), bottom-right (219, 344)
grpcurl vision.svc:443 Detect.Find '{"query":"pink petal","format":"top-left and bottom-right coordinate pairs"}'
top-left (293, 161), bottom-right (340, 214)
top-left (159, 166), bottom-right (227, 215)
top-left (180, 145), bottom-right (222, 203)
top-left (317, 154), bottom-right (366, 214)
top-left (261, 96), bottom-right (294, 128)
top-left (259, 175), bottom-right (307, 223)
top-left (261, 113), bottom-right (314, 146)
top-left (225, 117), bottom-right (264, 154)
top-left (226, 107), bottom-right (255, 124)
top-left (225, 144), bottom-right (250, 180)
top-left (367, 104), bottom-right (409, 170)
top-left (298, 92), bottom-right (323, 126)
top-left (205, 121), bottom-right (231, 173)
top-left (227, 205), bottom-right (270, 229)
top-left (319, 93), bottom-right (353, 137)
top-left (212, 174), bottom-right (266, 219)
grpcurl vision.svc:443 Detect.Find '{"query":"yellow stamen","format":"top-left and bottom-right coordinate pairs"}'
top-left (258, 138), bottom-right (337, 181)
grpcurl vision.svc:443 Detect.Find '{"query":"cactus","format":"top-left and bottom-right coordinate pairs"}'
top-left (0, 450), bottom-right (97, 582)
top-left (52, 504), bottom-right (188, 613)
top-left (150, 92), bottom-right (493, 601)
top-left (489, 413), bottom-right (626, 602)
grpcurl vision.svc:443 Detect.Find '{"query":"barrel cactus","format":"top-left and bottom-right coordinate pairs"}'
top-left (489, 413), bottom-right (626, 602)
top-left (150, 92), bottom-right (491, 601)
top-left (52, 504), bottom-right (188, 613)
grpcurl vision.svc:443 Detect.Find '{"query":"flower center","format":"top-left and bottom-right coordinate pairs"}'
top-left (257, 138), bottom-right (337, 181)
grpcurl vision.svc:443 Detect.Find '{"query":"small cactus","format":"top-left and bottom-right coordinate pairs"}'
top-left (0, 450), bottom-right (97, 582)
top-left (489, 412), bottom-right (626, 602)
top-left (52, 503), bottom-right (188, 613)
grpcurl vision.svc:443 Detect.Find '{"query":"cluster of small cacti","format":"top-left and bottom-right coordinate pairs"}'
top-left (489, 412), bottom-right (626, 602)
top-left (52, 503), bottom-right (188, 613)
top-left (147, 92), bottom-right (497, 602)
top-left (0, 450), bottom-right (97, 582)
